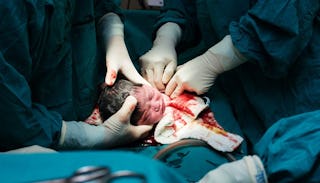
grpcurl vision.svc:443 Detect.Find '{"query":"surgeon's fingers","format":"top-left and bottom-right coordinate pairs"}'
top-left (154, 65), bottom-right (166, 91)
top-left (176, 64), bottom-right (183, 71)
top-left (114, 96), bottom-right (138, 123)
top-left (165, 77), bottom-right (178, 97)
top-left (170, 84), bottom-right (184, 98)
top-left (162, 62), bottom-right (176, 84)
top-left (122, 64), bottom-right (150, 86)
top-left (145, 69), bottom-right (156, 88)
top-left (105, 64), bottom-right (118, 86)
top-left (141, 68), bottom-right (147, 80)
top-left (115, 96), bottom-right (152, 139)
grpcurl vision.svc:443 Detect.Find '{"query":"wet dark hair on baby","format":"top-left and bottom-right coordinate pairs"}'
top-left (98, 79), bottom-right (143, 125)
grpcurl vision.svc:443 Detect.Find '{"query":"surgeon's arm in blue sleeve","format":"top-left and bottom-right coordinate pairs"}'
top-left (154, 0), bottom-right (199, 48)
top-left (0, 58), bottom-right (110, 150)
top-left (94, 0), bottom-right (123, 22)
top-left (229, 0), bottom-right (320, 78)
top-left (0, 51), bottom-right (62, 151)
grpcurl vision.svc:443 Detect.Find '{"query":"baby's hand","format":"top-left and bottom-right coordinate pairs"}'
top-left (85, 106), bottom-right (103, 125)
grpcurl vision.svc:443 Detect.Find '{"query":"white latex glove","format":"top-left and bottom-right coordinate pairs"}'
top-left (140, 22), bottom-right (182, 91)
top-left (198, 155), bottom-right (268, 183)
top-left (102, 96), bottom-right (153, 146)
top-left (165, 35), bottom-right (248, 98)
top-left (58, 96), bottom-right (152, 150)
top-left (99, 13), bottom-right (149, 86)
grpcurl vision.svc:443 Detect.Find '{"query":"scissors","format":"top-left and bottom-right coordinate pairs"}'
top-left (35, 165), bottom-right (147, 183)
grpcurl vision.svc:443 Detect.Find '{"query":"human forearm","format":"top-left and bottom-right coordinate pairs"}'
top-left (98, 12), bottom-right (124, 51)
top-left (153, 22), bottom-right (182, 48)
top-left (207, 35), bottom-right (247, 72)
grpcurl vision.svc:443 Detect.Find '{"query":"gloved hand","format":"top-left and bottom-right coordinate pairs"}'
top-left (165, 35), bottom-right (248, 98)
top-left (198, 155), bottom-right (268, 183)
top-left (57, 96), bottom-right (152, 150)
top-left (99, 13), bottom-right (149, 86)
top-left (140, 22), bottom-right (182, 91)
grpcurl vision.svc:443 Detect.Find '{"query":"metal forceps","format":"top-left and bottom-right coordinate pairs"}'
top-left (35, 165), bottom-right (147, 183)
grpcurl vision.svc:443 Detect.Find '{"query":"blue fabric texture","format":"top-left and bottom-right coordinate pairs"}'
top-left (0, 151), bottom-right (187, 183)
top-left (0, 0), bottom-right (116, 150)
top-left (255, 110), bottom-right (320, 183)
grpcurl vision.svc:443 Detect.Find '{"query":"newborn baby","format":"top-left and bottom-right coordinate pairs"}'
top-left (86, 79), bottom-right (243, 152)
top-left (88, 79), bottom-right (165, 126)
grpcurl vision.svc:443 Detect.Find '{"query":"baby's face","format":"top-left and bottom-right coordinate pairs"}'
top-left (132, 84), bottom-right (165, 125)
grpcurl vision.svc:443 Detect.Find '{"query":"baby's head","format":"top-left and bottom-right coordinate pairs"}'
top-left (98, 79), bottom-right (165, 125)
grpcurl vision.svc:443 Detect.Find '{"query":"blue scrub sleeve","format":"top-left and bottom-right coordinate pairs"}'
top-left (254, 110), bottom-right (320, 183)
top-left (0, 1), bottom-right (63, 151)
top-left (229, 0), bottom-right (320, 78)
top-left (0, 52), bottom-right (62, 151)
top-left (154, 0), bottom-right (199, 50)
top-left (95, 0), bottom-right (123, 20)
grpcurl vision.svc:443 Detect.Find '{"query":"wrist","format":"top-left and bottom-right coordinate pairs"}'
top-left (99, 13), bottom-right (124, 49)
top-left (99, 13), bottom-right (124, 37)
top-left (208, 35), bottom-right (247, 71)
top-left (153, 37), bottom-right (176, 49)
top-left (154, 22), bottom-right (181, 48)
top-left (202, 50), bottom-right (225, 75)
top-left (57, 121), bottom-right (108, 150)
top-left (106, 35), bottom-right (130, 61)
top-left (107, 35), bottom-right (126, 50)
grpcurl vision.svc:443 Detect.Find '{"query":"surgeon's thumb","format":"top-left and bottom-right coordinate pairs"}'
top-left (105, 68), bottom-right (118, 86)
top-left (116, 96), bottom-right (137, 123)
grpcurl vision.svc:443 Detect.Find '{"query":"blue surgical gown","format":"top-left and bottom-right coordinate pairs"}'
top-left (0, 0), bottom-right (121, 151)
